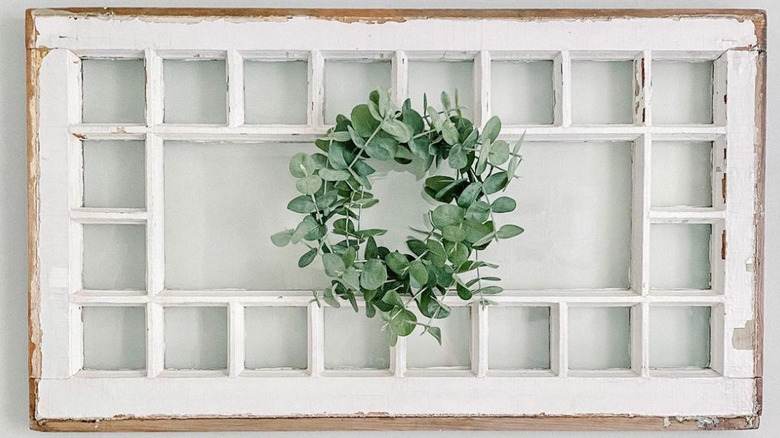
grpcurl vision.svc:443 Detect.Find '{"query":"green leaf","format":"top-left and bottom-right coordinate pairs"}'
top-left (457, 182), bottom-right (482, 208)
top-left (472, 231), bottom-right (498, 247)
top-left (341, 246), bottom-right (357, 268)
top-left (408, 136), bottom-right (431, 158)
top-left (491, 196), bottom-right (516, 213)
top-left (507, 133), bottom-right (526, 179)
top-left (424, 325), bottom-right (442, 345)
top-left (352, 159), bottom-right (375, 177)
top-left (481, 115), bottom-right (502, 143)
top-left (287, 195), bottom-right (317, 214)
top-left (442, 225), bottom-right (466, 243)
top-left (327, 143), bottom-right (350, 170)
top-left (426, 106), bottom-right (442, 130)
top-left (291, 216), bottom-right (319, 244)
top-left (465, 200), bottom-right (490, 222)
top-left (409, 260), bottom-right (428, 286)
top-left (365, 131), bottom-right (398, 161)
top-left (270, 230), bottom-right (293, 247)
top-left (431, 204), bottom-right (464, 229)
top-left (488, 139), bottom-right (510, 166)
top-left (298, 248), bottom-right (317, 267)
top-left (442, 120), bottom-right (459, 145)
top-left (381, 119), bottom-right (413, 143)
top-left (440, 91), bottom-right (452, 112)
top-left (385, 252), bottom-right (409, 276)
top-left (322, 253), bottom-right (346, 278)
top-left (456, 283), bottom-right (473, 300)
top-left (448, 144), bottom-right (468, 169)
top-left (496, 224), bottom-right (524, 239)
top-left (474, 285), bottom-right (503, 295)
top-left (323, 286), bottom-right (341, 308)
top-left (341, 267), bottom-right (361, 291)
top-left (406, 238), bottom-right (428, 256)
top-left (360, 259), bottom-right (388, 290)
top-left (351, 104), bottom-right (380, 137)
top-left (389, 308), bottom-right (417, 337)
top-left (462, 220), bottom-right (494, 245)
top-left (475, 139), bottom-right (491, 175)
top-left (381, 289), bottom-right (405, 308)
top-left (316, 191), bottom-right (338, 210)
top-left (402, 103), bottom-right (424, 135)
top-left (296, 175), bottom-right (322, 195)
top-left (365, 236), bottom-right (379, 259)
top-left (446, 241), bottom-right (469, 265)
top-left (483, 171), bottom-right (509, 194)
top-left (326, 131), bottom-right (352, 142)
top-left (319, 168), bottom-right (351, 181)
top-left (426, 239), bottom-right (448, 267)
top-left (289, 152), bottom-right (310, 178)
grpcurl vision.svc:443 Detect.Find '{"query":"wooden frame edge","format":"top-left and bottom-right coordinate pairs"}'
top-left (25, 8), bottom-right (766, 432)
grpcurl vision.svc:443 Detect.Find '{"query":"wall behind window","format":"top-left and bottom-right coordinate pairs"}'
top-left (1, 1), bottom-right (775, 437)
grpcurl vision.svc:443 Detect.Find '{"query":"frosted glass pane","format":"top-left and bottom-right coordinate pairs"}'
top-left (571, 61), bottom-right (633, 124)
top-left (164, 59), bottom-right (227, 124)
top-left (324, 308), bottom-right (389, 370)
top-left (83, 140), bottom-right (145, 208)
top-left (491, 60), bottom-right (554, 125)
top-left (244, 60), bottom-right (308, 124)
top-left (652, 61), bottom-right (713, 125)
top-left (82, 59), bottom-right (145, 123)
top-left (82, 306), bottom-right (146, 370)
top-left (164, 307), bottom-right (227, 370)
top-left (651, 142), bottom-right (712, 207)
top-left (482, 142), bottom-right (633, 289)
top-left (407, 306), bottom-right (470, 369)
top-left (650, 224), bottom-right (712, 290)
top-left (650, 306), bottom-right (711, 368)
top-left (408, 61), bottom-right (474, 119)
top-left (489, 306), bottom-right (550, 370)
top-left (325, 60), bottom-right (391, 124)
top-left (82, 224), bottom-right (146, 290)
top-left (164, 142), bottom-right (329, 290)
top-left (568, 307), bottom-right (631, 370)
top-left (245, 307), bottom-right (307, 369)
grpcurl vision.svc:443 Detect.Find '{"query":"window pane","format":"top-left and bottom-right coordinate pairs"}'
top-left (245, 307), bottom-right (307, 369)
top-left (83, 140), bottom-right (145, 208)
top-left (82, 224), bottom-right (146, 290)
top-left (406, 306), bottom-right (471, 369)
top-left (325, 60), bottom-right (391, 124)
top-left (491, 60), bottom-right (554, 125)
top-left (489, 306), bottom-right (550, 370)
top-left (571, 61), bottom-right (633, 124)
top-left (650, 306), bottom-right (711, 368)
top-left (164, 59), bottom-right (227, 124)
top-left (650, 224), bottom-right (712, 290)
top-left (652, 61), bottom-right (713, 125)
top-left (164, 306), bottom-right (227, 370)
top-left (244, 60), bottom-right (308, 124)
top-left (651, 142), bottom-right (713, 207)
top-left (408, 61), bottom-right (474, 119)
top-left (568, 306), bottom-right (631, 370)
top-left (324, 308), bottom-right (389, 370)
top-left (82, 306), bottom-right (146, 370)
top-left (82, 59), bottom-right (145, 123)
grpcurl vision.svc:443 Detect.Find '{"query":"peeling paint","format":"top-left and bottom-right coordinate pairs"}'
top-left (732, 320), bottom-right (755, 350)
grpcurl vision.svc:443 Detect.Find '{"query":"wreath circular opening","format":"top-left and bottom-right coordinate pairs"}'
top-left (272, 89), bottom-right (525, 345)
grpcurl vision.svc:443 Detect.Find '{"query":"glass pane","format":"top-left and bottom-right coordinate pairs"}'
top-left (651, 142), bottom-right (713, 207)
top-left (82, 224), bottom-right (146, 290)
top-left (491, 60), bottom-right (554, 125)
top-left (489, 306), bottom-right (550, 370)
top-left (408, 61), bottom-right (474, 119)
top-left (482, 142), bottom-right (633, 289)
top-left (650, 224), bottom-right (712, 290)
top-left (406, 306), bottom-right (470, 369)
top-left (325, 60), bottom-right (391, 124)
top-left (568, 306), bottom-right (631, 370)
top-left (163, 142), bottom-right (329, 290)
top-left (83, 140), bottom-right (145, 208)
top-left (324, 308), bottom-right (389, 370)
top-left (82, 306), bottom-right (146, 370)
top-left (652, 61), bottom-right (713, 125)
top-left (244, 60), bottom-right (308, 124)
top-left (571, 61), bottom-right (633, 124)
top-left (245, 307), bottom-right (307, 369)
top-left (164, 306), bottom-right (227, 370)
top-left (82, 59), bottom-right (145, 123)
top-left (650, 306), bottom-right (711, 368)
top-left (163, 59), bottom-right (227, 124)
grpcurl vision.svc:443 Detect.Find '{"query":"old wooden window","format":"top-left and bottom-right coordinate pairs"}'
top-left (27, 9), bottom-right (765, 431)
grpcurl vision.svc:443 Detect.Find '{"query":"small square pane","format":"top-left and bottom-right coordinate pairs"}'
top-left (244, 60), bottom-right (308, 124)
top-left (650, 224), bottom-right (712, 290)
top-left (571, 61), bottom-right (634, 124)
top-left (650, 306), bottom-right (711, 368)
top-left (407, 306), bottom-right (471, 369)
top-left (489, 306), bottom-right (550, 370)
top-left (82, 59), bottom-right (145, 123)
top-left (325, 60), bottom-right (391, 124)
top-left (82, 306), bottom-right (146, 370)
top-left (491, 60), bottom-right (554, 125)
top-left (83, 140), bottom-right (145, 208)
top-left (164, 59), bottom-right (227, 124)
top-left (408, 61), bottom-right (474, 119)
top-left (324, 308), bottom-right (389, 370)
top-left (568, 307), bottom-right (631, 370)
top-left (82, 224), bottom-right (146, 290)
top-left (652, 61), bottom-right (713, 125)
top-left (164, 306), bottom-right (227, 370)
top-left (245, 307), bottom-right (307, 370)
top-left (651, 142), bottom-right (713, 207)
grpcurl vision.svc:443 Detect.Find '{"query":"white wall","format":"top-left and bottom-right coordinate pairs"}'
top-left (1, 1), bottom-right (775, 436)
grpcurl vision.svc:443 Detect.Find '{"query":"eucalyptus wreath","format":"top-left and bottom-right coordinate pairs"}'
top-left (271, 88), bottom-right (524, 345)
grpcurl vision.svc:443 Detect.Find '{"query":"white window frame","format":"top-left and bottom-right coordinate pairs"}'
top-left (27, 9), bottom-right (766, 432)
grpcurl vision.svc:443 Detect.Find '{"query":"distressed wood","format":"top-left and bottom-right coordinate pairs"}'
top-left (27, 8), bottom-right (766, 431)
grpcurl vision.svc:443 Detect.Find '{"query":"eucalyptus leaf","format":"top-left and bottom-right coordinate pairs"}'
top-left (497, 224), bottom-right (525, 239)
top-left (322, 253), bottom-right (346, 278)
top-left (361, 259), bottom-right (388, 290)
top-left (491, 196), bottom-right (516, 213)
top-left (298, 248), bottom-right (317, 267)
top-left (483, 171), bottom-right (509, 194)
top-left (270, 230), bottom-right (293, 247)
top-left (351, 104), bottom-right (380, 137)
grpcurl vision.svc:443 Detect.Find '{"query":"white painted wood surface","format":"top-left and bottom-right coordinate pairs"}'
top-left (30, 10), bottom-right (762, 421)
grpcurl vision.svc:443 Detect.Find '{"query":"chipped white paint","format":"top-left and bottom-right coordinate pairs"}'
top-left (30, 11), bottom-right (762, 421)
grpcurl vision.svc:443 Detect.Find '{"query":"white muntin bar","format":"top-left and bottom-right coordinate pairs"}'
top-left (630, 135), bottom-right (651, 295)
top-left (631, 302), bottom-right (650, 377)
top-left (228, 301), bottom-right (245, 378)
top-left (649, 208), bottom-right (726, 223)
top-left (391, 50), bottom-right (408, 105)
top-left (633, 50), bottom-right (651, 125)
top-left (307, 301), bottom-right (324, 377)
top-left (68, 303), bottom-right (84, 376)
top-left (474, 50), bottom-right (490, 129)
top-left (226, 50), bottom-right (245, 127)
top-left (145, 133), bottom-right (165, 295)
top-left (307, 50), bottom-right (325, 128)
top-left (552, 303), bottom-right (567, 377)
top-left (70, 208), bottom-right (147, 224)
top-left (472, 302), bottom-right (488, 377)
top-left (146, 302), bottom-right (165, 378)
top-left (553, 51), bottom-right (572, 127)
top-left (144, 49), bottom-right (164, 126)
top-left (391, 336), bottom-right (407, 378)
